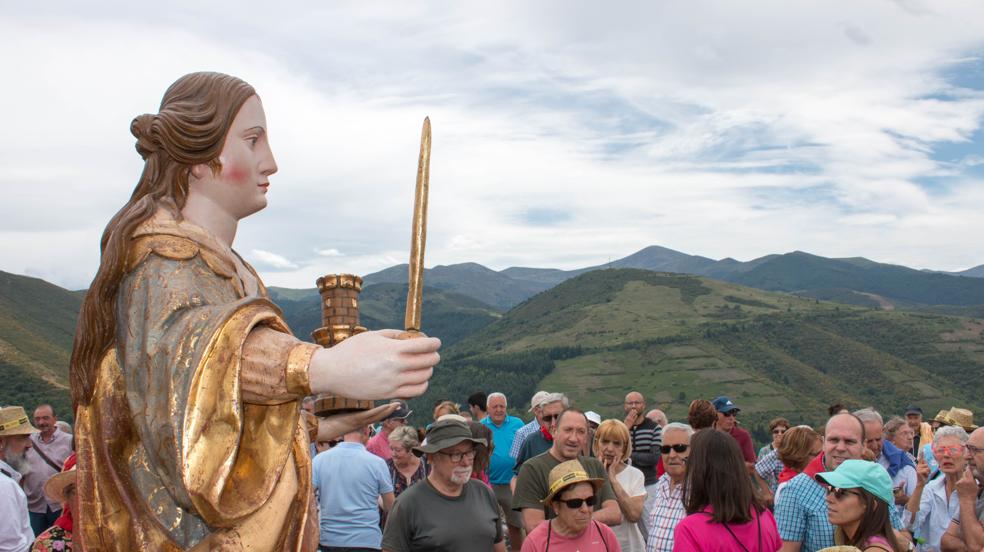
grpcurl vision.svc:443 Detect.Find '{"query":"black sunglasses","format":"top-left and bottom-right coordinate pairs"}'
top-left (661, 444), bottom-right (689, 454)
top-left (558, 495), bottom-right (597, 509)
top-left (825, 486), bottom-right (862, 500)
top-left (542, 414), bottom-right (560, 423)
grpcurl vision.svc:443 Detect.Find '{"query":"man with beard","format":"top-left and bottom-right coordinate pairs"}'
top-left (940, 427), bottom-right (984, 552)
top-left (22, 405), bottom-right (73, 536)
top-left (775, 413), bottom-right (905, 552)
top-left (1, 406), bottom-right (40, 552)
top-left (512, 409), bottom-right (621, 534)
top-left (382, 418), bottom-right (505, 551)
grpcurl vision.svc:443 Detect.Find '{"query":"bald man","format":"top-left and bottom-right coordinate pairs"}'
top-left (624, 391), bottom-right (662, 539)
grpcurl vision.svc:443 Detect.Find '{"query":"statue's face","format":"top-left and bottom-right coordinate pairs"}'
top-left (189, 95), bottom-right (278, 220)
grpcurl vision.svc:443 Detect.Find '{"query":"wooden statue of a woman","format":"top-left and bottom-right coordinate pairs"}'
top-left (69, 72), bottom-right (441, 551)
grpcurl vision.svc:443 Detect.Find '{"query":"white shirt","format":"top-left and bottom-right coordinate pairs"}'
top-left (913, 476), bottom-right (960, 552)
top-left (0, 459), bottom-right (34, 552)
top-left (878, 454), bottom-right (918, 518)
top-left (611, 464), bottom-right (647, 552)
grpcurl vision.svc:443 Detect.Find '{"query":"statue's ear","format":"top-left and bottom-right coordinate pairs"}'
top-left (189, 163), bottom-right (210, 181)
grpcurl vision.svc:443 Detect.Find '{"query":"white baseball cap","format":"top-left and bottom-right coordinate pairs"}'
top-left (529, 390), bottom-right (551, 412)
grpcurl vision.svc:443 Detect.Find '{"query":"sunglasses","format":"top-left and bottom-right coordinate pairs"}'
top-left (542, 414), bottom-right (560, 423)
top-left (933, 444), bottom-right (965, 457)
top-left (558, 495), bottom-right (597, 509)
top-left (772, 428), bottom-right (787, 435)
top-left (720, 411), bottom-right (737, 418)
top-left (825, 486), bottom-right (862, 501)
top-left (661, 444), bottom-right (689, 454)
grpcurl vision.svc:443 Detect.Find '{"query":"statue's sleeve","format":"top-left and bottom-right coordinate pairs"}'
top-left (117, 237), bottom-right (315, 527)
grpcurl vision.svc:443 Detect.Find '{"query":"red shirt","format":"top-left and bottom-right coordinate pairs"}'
top-left (729, 425), bottom-right (757, 464)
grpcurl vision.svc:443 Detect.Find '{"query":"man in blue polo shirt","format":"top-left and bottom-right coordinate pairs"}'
top-left (313, 424), bottom-right (395, 552)
top-left (482, 392), bottom-right (526, 551)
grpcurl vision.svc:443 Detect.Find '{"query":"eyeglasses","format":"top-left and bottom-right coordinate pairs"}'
top-left (558, 495), bottom-right (597, 509)
top-left (825, 487), bottom-right (862, 501)
top-left (542, 414), bottom-right (560, 423)
top-left (436, 449), bottom-right (477, 463)
top-left (966, 444), bottom-right (983, 455)
top-left (933, 444), bottom-right (965, 457)
top-left (661, 444), bottom-right (689, 454)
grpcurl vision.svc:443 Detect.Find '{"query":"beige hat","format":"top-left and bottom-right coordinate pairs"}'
top-left (944, 408), bottom-right (978, 432)
top-left (933, 409), bottom-right (951, 424)
top-left (529, 391), bottom-right (551, 412)
top-left (542, 459), bottom-right (605, 504)
top-left (0, 406), bottom-right (39, 437)
top-left (44, 453), bottom-right (77, 504)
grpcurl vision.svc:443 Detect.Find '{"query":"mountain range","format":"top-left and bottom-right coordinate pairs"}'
top-left (3, 244), bottom-right (984, 434)
top-left (364, 246), bottom-right (984, 311)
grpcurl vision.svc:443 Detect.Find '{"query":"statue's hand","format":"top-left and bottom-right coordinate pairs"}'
top-left (309, 329), bottom-right (440, 400)
top-left (316, 402), bottom-right (401, 442)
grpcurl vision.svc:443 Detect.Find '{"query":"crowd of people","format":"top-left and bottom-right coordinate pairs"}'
top-left (2, 393), bottom-right (982, 552)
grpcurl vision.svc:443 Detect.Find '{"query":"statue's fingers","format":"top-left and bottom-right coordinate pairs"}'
top-left (401, 352), bottom-right (440, 370)
top-left (398, 336), bottom-right (442, 353)
top-left (395, 381), bottom-right (429, 399)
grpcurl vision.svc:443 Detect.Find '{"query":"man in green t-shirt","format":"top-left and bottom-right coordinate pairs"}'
top-left (512, 408), bottom-right (622, 534)
top-left (382, 417), bottom-right (505, 552)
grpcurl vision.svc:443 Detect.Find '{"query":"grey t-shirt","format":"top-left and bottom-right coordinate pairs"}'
top-left (381, 478), bottom-right (502, 552)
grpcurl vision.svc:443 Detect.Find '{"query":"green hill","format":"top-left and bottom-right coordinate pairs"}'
top-left (270, 283), bottom-right (501, 346)
top-left (0, 271), bottom-right (80, 421)
top-left (416, 269), bottom-right (984, 443)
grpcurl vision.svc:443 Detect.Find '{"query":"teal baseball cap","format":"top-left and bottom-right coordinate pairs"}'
top-left (815, 459), bottom-right (894, 507)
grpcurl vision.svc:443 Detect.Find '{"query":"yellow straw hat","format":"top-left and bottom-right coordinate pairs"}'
top-left (0, 406), bottom-right (39, 437)
top-left (542, 459), bottom-right (605, 504)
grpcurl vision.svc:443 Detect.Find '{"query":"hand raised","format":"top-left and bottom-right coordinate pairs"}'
top-left (309, 329), bottom-right (440, 400)
top-left (955, 465), bottom-right (979, 500)
top-left (915, 458), bottom-right (930, 486)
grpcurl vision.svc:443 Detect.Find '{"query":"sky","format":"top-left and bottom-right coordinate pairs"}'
top-left (3, 1), bottom-right (984, 290)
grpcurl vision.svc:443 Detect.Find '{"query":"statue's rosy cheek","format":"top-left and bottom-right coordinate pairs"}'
top-left (222, 161), bottom-right (250, 185)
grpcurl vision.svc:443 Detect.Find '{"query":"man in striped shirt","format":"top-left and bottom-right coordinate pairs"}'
top-left (646, 423), bottom-right (692, 552)
top-left (625, 391), bottom-right (662, 540)
top-left (509, 391), bottom-right (552, 460)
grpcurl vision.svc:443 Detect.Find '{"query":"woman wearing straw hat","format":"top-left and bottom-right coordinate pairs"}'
top-left (521, 459), bottom-right (622, 551)
top-left (814, 459), bottom-right (902, 552)
top-left (31, 453), bottom-right (77, 552)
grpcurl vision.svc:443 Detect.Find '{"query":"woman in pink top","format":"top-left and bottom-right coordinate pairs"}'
top-left (522, 459), bottom-right (622, 552)
top-left (673, 430), bottom-right (781, 552)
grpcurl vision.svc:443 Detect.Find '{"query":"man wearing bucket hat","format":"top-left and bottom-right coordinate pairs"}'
top-left (520, 459), bottom-right (620, 551)
top-left (814, 459), bottom-right (902, 552)
top-left (1, 405), bottom-right (40, 552)
top-left (382, 418), bottom-right (505, 551)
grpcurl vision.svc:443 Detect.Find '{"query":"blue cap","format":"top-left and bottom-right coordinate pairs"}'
top-left (815, 459), bottom-right (894, 507)
top-left (712, 396), bottom-right (740, 414)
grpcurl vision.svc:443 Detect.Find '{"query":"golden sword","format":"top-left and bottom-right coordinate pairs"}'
top-left (401, 117), bottom-right (431, 338)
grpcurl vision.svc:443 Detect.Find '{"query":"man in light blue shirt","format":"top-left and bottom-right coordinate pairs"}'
top-left (481, 392), bottom-right (526, 550)
top-left (312, 424), bottom-right (395, 551)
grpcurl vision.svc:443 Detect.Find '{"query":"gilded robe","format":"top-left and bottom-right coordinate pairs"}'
top-left (76, 207), bottom-right (321, 551)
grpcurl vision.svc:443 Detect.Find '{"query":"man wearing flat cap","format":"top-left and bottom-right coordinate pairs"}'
top-left (382, 417), bottom-right (505, 551)
top-left (1, 405), bottom-right (40, 552)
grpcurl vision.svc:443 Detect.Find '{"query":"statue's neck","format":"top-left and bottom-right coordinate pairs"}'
top-left (181, 195), bottom-right (238, 248)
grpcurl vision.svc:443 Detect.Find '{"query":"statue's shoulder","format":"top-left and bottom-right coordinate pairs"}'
top-left (126, 232), bottom-right (237, 281)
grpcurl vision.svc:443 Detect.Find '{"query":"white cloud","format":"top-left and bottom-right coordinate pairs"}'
top-left (3, 1), bottom-right (984, 290)
top-left (248, 249), bottom-right (298, 270)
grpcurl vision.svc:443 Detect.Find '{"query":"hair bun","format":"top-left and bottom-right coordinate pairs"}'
top-left (131, 114), bottom-right (160, 160)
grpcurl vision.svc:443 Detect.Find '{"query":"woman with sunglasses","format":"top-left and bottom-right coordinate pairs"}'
top-left (673, 430), bottom-right (781, 552)
top-left (815, 459), bottom-right (902, 552)
top-left (905, 425), bottom-right (970, 551)
top-left (594, 420), bottom-right (646, 552)
top-left (521, 459), bottom-right (621, 551)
